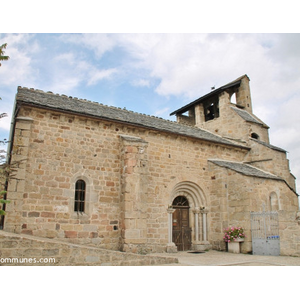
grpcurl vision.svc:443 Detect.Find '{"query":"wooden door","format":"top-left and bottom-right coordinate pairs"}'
top-left (172, 199), bottom-right (192, 251)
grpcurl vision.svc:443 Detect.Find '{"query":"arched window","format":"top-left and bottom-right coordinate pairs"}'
top-left (74, 180), bottom-right (86, 212)
top-left (251, 132), bottom-right (259, 140)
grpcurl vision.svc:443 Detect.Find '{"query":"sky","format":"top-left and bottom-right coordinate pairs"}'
top-left (1, 32), bottom-right (300, 194)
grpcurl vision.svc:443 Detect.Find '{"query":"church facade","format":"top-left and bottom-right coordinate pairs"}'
top-left (2, 75), bottom-right (299, 255)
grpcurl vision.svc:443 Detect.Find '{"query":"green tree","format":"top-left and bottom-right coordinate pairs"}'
top-left (0, 43), bottom-right (9, 66)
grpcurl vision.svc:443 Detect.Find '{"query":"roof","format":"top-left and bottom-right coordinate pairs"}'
top-left (209, 159), bottom-right (298, 195)
top-left (231, 106), bottom-right (265, 126)
top-left (250, 138), bottom-right (286, 153)
top-left (15, 87), bottom-right (248, 149)
top-left (170, 75), bottom-right (248, 116)
top-left (209, 159), bottom-right (283, 181)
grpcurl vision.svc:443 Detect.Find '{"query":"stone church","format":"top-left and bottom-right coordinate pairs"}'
top-left (2, 74), bottom-right (300, 255)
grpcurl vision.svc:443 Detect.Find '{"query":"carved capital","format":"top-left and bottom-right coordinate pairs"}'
top-left (200, 207), bottom-right (209, 214)
top-left (167, 206), bottom-right (175, 214)
top-left (192, 208), bottom-right (200, 214)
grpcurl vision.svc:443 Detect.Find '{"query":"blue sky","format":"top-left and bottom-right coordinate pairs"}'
top-left (1, 32), bottom-right (300, 194)
top-left (1, 1), bottom-right (300, 196)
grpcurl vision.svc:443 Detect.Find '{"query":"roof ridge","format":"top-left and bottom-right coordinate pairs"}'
top-left (230, 106), bottom-right (267, 126)
top-left (209, 158), bottom-right (281, 178)
top-left (17, 86), bottom-right (180, 124)
top-left (16, 86), bottom-right (249, 149)
top-left (209, 158), bottom-right (298, 195)
top-left (250, 138), bottom-right (287, 153)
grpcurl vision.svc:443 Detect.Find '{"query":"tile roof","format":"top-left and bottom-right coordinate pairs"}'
top-left (250, 138), bottom-right (286, 153)
top-left (15, 87), bottom-right (247, 149)
top-left (209, 159), bottom-right (283, 181)
top-left (231, 106), bottom-right (264, 125)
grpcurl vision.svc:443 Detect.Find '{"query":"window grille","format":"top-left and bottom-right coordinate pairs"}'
top-left (172, 196), bottom-right (189, 207)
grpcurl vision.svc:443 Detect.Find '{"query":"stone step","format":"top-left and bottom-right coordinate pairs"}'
top-left (0, 230), bottom-right (178, 266)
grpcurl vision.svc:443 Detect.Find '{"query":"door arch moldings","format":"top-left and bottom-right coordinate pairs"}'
top-left (167, 181), bottom-right (209, 251)
top-left (169, 181), bottom-right (207, 209)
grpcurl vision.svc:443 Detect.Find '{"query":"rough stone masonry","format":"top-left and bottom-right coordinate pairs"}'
top-left (2, 74), bottom-right (300, 257)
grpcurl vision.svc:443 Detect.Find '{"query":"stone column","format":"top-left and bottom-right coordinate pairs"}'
top-left (166, 206), bottom-right (177, 253)
top-left (192, 208), bottom-right (211, 251)
top-left (193, 207), bottom-right (200, 242)
top-left (201, 209), bottom-right (208, 241)
top-left (194, 104), bottom-right (205, 128)
top-left (120, 135), bottom-right (149, 253)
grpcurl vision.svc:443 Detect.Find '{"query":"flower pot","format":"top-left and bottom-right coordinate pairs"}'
top-left (227, 238), bottom-right (244, 254)
top-left (235, 238), bottom-right (245, 242)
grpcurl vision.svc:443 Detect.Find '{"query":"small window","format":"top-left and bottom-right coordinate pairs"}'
top-left (74, 180), bottom-right (86, 212)
top-left (251, 133), bottom-right (259, 140)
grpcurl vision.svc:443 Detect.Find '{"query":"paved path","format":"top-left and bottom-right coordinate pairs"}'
top-left (154, 250), bottom-right (300, 266)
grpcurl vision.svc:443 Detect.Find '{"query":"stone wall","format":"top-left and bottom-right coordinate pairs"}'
top-left (5, 109), bottom-right (124, 249)
top-left (4, 98), bottom-right (299, 255)
top-left (247, 139), bottom-right (296, 191)
top-left (196, 91), bottom-right (269, 144)
top-left (278, 210), bottom-right (300, 256)
top-left (4, 105), bottom-right (248, 252)
top-left (0, 230), bottom-right (178, 266)
top-left (208, 161), bottom-right (300, 255)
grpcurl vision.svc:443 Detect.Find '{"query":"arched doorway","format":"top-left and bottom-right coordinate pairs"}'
top-left (172, 196), bottom-right (192, 251)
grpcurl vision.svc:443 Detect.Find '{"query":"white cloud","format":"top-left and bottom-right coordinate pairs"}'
top-left (54, 52), bottom-right (77, 65)
top-left (47, 52), bottom-right (85, 93)
top-left (135, 34), bottom-right (272, 99)
top-left (0, 116), bottom-right (11, 131)
top-left (0, 34), bottom-right (120, 95)
top-left (99, 34), bottom-right (300, 114)
top-left (0, 33), bottom-right (38, 87)
top-left (1, 33), bottom-right (300, 192)
top-left (131, 79), bottom-right (150, 87)
top-left (95, 34), bottom-right (278, 102)
top-left (60, 33), bottom-right (116, 58)
top-left (48, 51), bottom-right (118, 92)
top-left (116, 33), bottom-right (162, 61)
top-left (110, 33), bottom-right (300, 190)
top-left (87, 68), bottom-right (118, 86)
top-left (154, 107), bottom-right (170, 117)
